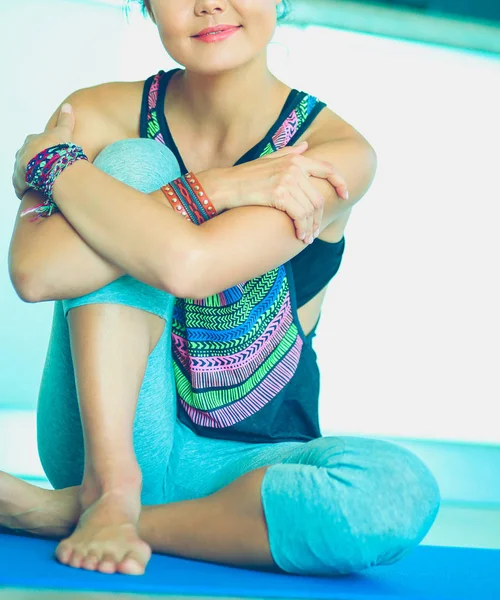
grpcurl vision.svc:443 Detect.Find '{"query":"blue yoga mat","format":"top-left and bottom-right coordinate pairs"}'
top-left (1, 533), bottom-right (499, 600)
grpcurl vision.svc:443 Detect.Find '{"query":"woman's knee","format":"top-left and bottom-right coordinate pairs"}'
top-left (61, 140), bottom-right (181, 321)
top-left (325, 436), bottom-right (440, 571)
top-left (94, 138), bottom-right (182, 193)
top-left (369, 439), bottom-right (441, 564)
top-left (61, 275), bottom-right (175, 323)
top-left (266, 435), bottom-right (441, 575)
top-left (286, 435), bottom-right (441, 515)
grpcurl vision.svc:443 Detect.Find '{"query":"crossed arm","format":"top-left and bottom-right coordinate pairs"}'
top-left (9, 90), bottom-right (377, 303)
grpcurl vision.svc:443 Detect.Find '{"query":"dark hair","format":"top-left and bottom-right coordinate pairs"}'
top-left (124, 0), bottom-right (291, 23)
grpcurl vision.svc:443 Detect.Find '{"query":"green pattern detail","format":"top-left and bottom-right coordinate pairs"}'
top-left (177, 269), bottom-right (287, 355)
top-left (147, 111), bottom-right (161, 139)
top-left (260, 142), bottom-right (275, 156)
top-left (173, 323), bottom-right (299, 410)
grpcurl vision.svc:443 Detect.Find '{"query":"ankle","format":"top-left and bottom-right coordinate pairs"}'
top-left (81, 467), bottom-right (142, 508)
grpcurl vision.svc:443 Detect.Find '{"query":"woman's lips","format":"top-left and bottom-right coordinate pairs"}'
top-left (194, 27), bottom-right (241, 43)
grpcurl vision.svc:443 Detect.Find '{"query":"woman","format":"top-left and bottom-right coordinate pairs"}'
top-left (3, 0), bottom-right (440, 579)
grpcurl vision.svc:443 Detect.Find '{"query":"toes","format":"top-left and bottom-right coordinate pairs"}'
top-left (82, 550), bottom-right (101, 571)
top-left (118, 551), bottom-right (148, 576)
top-left (98, 553), bottom-right (117, 574)
top-left (55, 540), bottom-right (73, 565)
top-left (69, 549), bottom-right (85, 569)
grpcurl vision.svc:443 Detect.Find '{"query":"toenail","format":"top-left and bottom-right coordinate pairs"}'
top-left (123, 559), bottom-right (141, 568)
top-left (121, 560), bottom-right (144, 575)
top-left (57, 544), bottom-right (72, 562)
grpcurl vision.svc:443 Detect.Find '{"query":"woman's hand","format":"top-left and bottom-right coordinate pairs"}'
top-left (203, 141), bottom-right (349, 244)
top-left (12, 103), bottom-right (75, 200)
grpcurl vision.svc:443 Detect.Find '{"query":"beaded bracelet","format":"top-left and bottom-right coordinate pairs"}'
top-left (160, 172), bottom-right (217, 225)
top-left (21, 143), bottom-right (89, 222)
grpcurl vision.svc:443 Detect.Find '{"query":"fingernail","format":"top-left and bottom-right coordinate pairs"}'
top-left (300, 232), bottom-right (306, 240)
top-left (344, 190), bottom-right (349, 201)
top-left (308, 236), bottom-right (314, 244)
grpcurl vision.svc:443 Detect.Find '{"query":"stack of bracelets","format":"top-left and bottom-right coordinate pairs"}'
top-left (21, 143), bottom-right (89, 221)
top-left (21, 142), bottom-right (218, 225)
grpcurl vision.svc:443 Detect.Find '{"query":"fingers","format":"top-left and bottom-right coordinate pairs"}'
top-left (12, 170), bottom-right (26, 200)
top-left (294, 174), bottom-right (325, 239)
top-left (277, 164), bottom-right (325, 243)
top-left (284, 180), bottom-right (320, 244)
top-left (274, 186), bottom-right (311, 243)
top-left (295, 156), bottom-right (349, 201)
top-left (326, 171), bottom-right (349, 201)
top-left (262, 141), bottom-right (308, 160)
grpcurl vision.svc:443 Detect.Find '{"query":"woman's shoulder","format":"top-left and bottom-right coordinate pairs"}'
top-left (61, 77), bottom-right (151, 160)
top-left (306, 102), bottom-right (363, 145)
top-left (69, 78), bottom-right (147, 134)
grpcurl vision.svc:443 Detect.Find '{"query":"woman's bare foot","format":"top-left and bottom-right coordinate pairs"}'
top-left (0, 470), bottom-right (80, 538)
top-left (0, 470), bottom-right (151, 576)
top-left (55, 484), bottom-right (151, 576)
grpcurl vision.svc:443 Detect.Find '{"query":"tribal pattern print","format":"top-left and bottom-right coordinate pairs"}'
top-left (146, 72), bottom-right (166, 145)
top-left (146, 70), bottom-right (323, 429)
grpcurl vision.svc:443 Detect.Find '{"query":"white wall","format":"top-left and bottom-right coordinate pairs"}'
top-left (1, 0), bottom-right (499, 445)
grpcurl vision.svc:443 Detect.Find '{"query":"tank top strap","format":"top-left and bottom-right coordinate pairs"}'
top-left (259, 92), bottom-right (327, 156)
top-left (140, 69), bottom-right (176, 143)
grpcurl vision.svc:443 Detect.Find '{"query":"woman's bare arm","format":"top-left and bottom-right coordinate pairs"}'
top-left (8, 85), bottom-right (215, 303)
top-left (31, 131), bottom-right (374, 301)
top-left (9, 190), bottom-right (127, 303)
top-left (10, 85), bottom-right (375, 303)
top-left (188, 137), bottom-right (377, 299)
top-left (9, 85), bottom-right (126, 302)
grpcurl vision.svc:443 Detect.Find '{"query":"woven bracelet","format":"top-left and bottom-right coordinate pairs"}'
top-left (21, 143), bottom-right (89, 222)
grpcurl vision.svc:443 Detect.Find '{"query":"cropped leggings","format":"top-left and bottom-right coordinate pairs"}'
top-left (36, 138), bottom-right (441, 577)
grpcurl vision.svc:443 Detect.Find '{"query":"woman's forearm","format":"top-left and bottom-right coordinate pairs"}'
top-left (10, 191), bottom-right (125, 302)
top-left (51, 160), bottom-right (186, 294)
top-left (27, 223), bottom-right (126, 303)
top-left (12, 165), bottom-right (229, 302)
top-left (50, 161), bottom-right (226, 298)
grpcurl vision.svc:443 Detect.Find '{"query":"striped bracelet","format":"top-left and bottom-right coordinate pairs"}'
top-left (160, 172), bottom-right (217, 225)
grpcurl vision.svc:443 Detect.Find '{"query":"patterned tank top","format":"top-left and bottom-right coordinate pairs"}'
top-left (140, 68), bottom-right (334, 443)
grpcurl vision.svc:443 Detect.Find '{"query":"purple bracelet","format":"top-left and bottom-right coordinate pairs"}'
top-left (21, 143), bottom-right (89, 222)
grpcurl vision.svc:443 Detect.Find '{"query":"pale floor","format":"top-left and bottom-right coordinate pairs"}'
top-left (0, 594), bottom-right (241, 600)
top-left (0, 592), bottom-right (292, 600)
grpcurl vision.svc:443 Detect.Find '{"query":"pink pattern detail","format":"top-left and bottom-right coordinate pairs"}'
top-left (148, 74), bottom-right (161, 111)
top-left (272, 110), bottom-right (299, 148)
top-left (179, 337), bottom-right (303, 427)
top-left (155, 132), bottom-right (166, 145)
top-left (172, 295), bottom-right (294, 388)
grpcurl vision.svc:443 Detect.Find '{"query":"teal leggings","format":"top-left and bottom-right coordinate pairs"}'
top-left (36, 138), bottom-right (441, 577)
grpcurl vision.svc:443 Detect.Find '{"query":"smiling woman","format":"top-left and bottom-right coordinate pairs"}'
top-left (3, 0), bottom-right (440, 583)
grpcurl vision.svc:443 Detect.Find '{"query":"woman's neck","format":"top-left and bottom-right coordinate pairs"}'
top-left (168, 58), bottom-right (291, 150)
